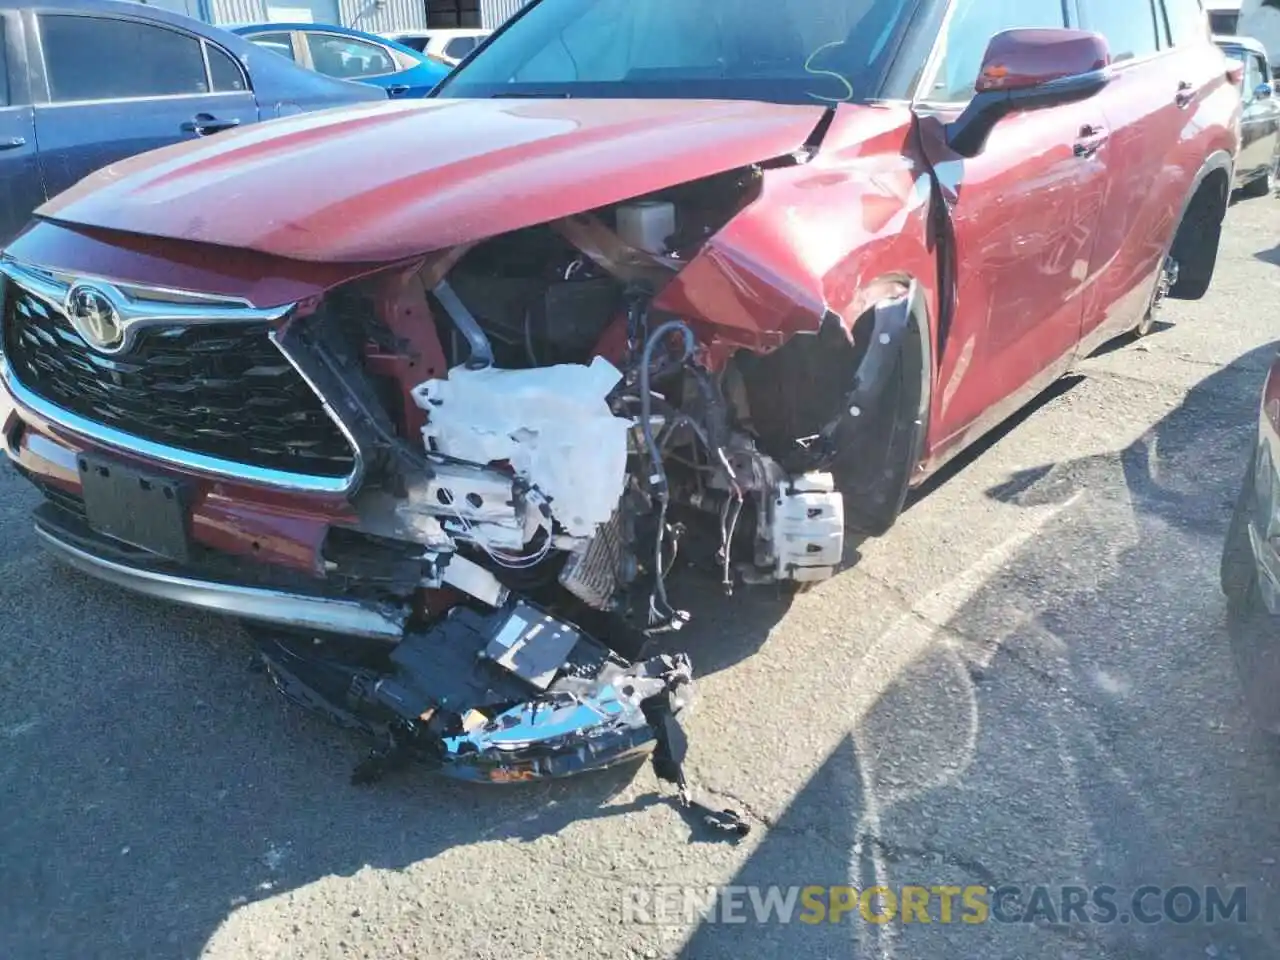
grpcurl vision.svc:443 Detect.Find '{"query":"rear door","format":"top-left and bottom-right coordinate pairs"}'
top-left (1074, 0), bottom-right (1223, 344)
top-left (915, 0), bottom-right (1112, 449)
top-left (0, 11), bottom-right (42, 244)
top-left (30, 11), bottom-right (258, 201)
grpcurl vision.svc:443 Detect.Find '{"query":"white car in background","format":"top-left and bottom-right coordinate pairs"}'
top-left (384, 28), bottom-right (489, 66)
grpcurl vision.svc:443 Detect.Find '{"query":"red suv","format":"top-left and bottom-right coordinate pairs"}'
top-left (0, 0), bottom-right (1242, 783)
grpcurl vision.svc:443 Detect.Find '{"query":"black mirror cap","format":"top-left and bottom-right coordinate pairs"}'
top-left (944, 69), bottom-right (1112, 159)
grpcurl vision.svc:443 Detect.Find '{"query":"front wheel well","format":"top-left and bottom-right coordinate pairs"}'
top-left (730, 282), bottom-right (931, 537)
top-left (1169, 165), bottom-right (1230, 301)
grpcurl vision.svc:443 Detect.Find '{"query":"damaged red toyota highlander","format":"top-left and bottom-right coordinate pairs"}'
top-left (0, 0), bottom-right (1241, 795)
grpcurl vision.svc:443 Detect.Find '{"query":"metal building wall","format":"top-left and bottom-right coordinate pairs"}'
top-left (479, 0), bottom-right (526, 29)
top-left (209, 0), bottom-right (266, 25)
top-left (208, 0), bottom-right (426, 31)
top-left (341, 0), bottom-right (426, 34)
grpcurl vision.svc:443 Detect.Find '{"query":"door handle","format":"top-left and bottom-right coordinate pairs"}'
top-left (1175, 81), bottom-right (1195, 109)
top-left (1073, 124), bottom-right (1108, 158)
top-left (385, 84), bottom-right (410, 96)
top-left (0, 136), bottom-right (26, 151)
top-left (180, 114), bottom-right (241, 136)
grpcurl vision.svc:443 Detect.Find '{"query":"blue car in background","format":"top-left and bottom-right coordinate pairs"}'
top-left (0, 0), bottom-right (385, 245)
top-left (230, 23), bottom-right (450, 99)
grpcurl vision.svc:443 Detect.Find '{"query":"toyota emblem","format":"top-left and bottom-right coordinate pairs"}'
top-left (65, 283), bottom-right (124, 353)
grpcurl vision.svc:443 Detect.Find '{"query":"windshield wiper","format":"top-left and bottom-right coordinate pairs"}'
top-left (489, 91), bottom-right (573, 99)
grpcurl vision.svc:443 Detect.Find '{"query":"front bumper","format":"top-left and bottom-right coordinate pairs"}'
top-left (32, 510), bottom-right (407, 640)
top-left (1, 364), bottom-right (396, 636)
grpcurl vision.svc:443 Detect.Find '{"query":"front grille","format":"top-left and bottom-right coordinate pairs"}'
top-left (3, 285), bottom-right (356, 478)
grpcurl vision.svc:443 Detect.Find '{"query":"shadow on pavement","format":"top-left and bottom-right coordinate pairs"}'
top-left (679, 341), bottom-right (1280, 959)
top-left (0, 450), bottom-right (794, 959)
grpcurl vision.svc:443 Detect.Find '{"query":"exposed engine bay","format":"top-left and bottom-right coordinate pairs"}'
top-left (207, 167), bottom-right (907, 830)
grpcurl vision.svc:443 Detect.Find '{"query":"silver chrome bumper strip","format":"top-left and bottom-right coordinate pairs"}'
top-left (1, 353), bottom-right (358, 494)
top-left (34, 523), bottom-right (407, 641)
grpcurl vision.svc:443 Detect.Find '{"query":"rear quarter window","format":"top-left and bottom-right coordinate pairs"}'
top-left (249, 32), bottom-right (297, 61)
top-left (206, 42), bottom-right (249, 92)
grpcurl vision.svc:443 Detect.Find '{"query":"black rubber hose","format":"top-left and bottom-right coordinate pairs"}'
top-left (640, 319), bottom-right (696, 620)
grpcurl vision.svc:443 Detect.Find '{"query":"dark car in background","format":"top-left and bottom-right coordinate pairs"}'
top-left (231, 22), bottom-right (450, 98)
top-left (1222, 349), bottom-right (1280, 737)
top-left (0, 0), bottom-right (385, 244)
top-left (1216, 34), bottom-right (1280, 194)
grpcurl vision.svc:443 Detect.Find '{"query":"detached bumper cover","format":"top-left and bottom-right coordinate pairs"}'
top-left (253, 605), bottom-right (747, 834)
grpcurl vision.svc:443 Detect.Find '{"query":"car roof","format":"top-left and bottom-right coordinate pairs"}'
top-left (1213, 34), bottom-right (1269, 57)
top-left (230, 21), bottom-right (431, 57)
top-left (0, 0), bottom-right (223, 28)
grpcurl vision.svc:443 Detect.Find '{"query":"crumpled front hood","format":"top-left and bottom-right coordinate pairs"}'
top-left (36, 97), bottom-right (826, 263)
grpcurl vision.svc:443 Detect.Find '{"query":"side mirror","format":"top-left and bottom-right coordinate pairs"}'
top-left (946, 29), bottom-right (1112, 158)
top-left (1256, 82), bottom-right (1274, 100)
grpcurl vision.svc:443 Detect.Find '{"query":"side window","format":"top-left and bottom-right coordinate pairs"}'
top-left (1077, 0), bottom-right (1160, 63)
top-left (1246, 53), bottom-right (1266, 100)
top-left (1162, 0), bottom-right (1209, 47)
top-left (206, 43), bottom-right (248, 92)
top-left (445, 36), bottom-right (477, 59)
top-left (305, 34), bottom-right (397, 79)
top-left (249, 32), bottom-right (297, 61)
top-left (41, 15), bottom-right (210, 102)
top-left (925, 0), bottom-right (1067, 103)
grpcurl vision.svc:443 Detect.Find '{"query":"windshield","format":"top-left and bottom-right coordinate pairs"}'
top-left (435, 0), bottom-right (917, 105)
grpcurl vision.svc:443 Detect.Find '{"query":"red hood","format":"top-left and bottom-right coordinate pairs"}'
top-left (37, 98), bottom-right (826, 263)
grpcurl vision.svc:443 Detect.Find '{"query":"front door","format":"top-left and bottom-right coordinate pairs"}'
top-left (915, 0), bottom-right (1111, 455)
top-left (31, 12), bottom-right (258, 201)
top-left (0, 13), bottom-right (43, 245)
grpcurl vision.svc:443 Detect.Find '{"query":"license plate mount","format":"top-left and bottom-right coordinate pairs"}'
top-left (77, 453), bottom-right (191, 562)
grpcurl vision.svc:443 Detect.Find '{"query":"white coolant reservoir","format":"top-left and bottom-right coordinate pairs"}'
top-left (616, 201), bottom-right (676, 255)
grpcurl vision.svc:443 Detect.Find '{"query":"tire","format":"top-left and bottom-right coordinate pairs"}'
top-left (1222, 451), bottom-right (1262, 620)
top-left (1169, 175), bottom-right (1227, 301)
top-left (1133, 254), bottom-right (1177, 338)
top-left (1239, 157), bottom-right (1278, 200)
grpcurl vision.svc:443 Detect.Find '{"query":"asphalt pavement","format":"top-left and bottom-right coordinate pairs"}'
top-left (3, 195), bottom-right (1280, 960)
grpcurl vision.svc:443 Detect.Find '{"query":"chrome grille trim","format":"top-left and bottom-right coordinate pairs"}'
top-left (0, 257), bottom-right (364, 495)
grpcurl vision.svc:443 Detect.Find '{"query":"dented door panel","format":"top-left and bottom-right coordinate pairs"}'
top-left (915, 99), bottom-right (1109, 456)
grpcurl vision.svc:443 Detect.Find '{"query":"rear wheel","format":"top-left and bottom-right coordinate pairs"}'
top-left (1169, 170), bottom-right (1230, 301)
top-left (1239, 157), bottom-right (1278, 200)
top-left (1133, 255), bottom-right (1178, 338)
